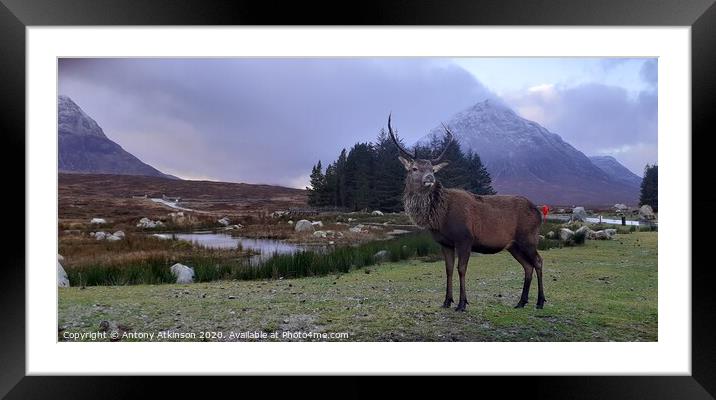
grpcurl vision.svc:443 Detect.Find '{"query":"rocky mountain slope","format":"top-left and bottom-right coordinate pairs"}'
top-left (589, 155), bottom-right (643, 188)
top-left (58, 95), bottom-right (176, 179)
top-left (421, 100), bottom-right (639, 206)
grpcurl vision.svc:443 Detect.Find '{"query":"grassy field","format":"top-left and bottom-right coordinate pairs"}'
top-left (58, 232), bottom-right (657, 342)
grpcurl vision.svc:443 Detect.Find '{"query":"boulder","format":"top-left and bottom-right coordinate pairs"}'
top-left (371, 210), bottom-right (384, 216)
top-left (94, 231), bottom-right (107, 240)
top-left (137, 217), bottom-right (157, 228)
top-left (592, 230), bottom-right (609, 240)
top-left (217, 217), bottom-right (231, 226)
top-left (605, 228), bottom-right (617, 237)
top-left (311, 221), bottom-right (324, 228)
top-left (106, 234), bottom-right (122, 241)
top-left (57, 261), bottom-right (70, 287)
top-left (546, 231), bottom-right (555, 239)
top-left (575, 226), bottom-right (592, 238)
top-left (294, 219), bottom-right (315, 232)
top-left (287, 220), bottom-right (294, 225)
top-left (614, 203), bottom-right (628, 211)
top-left (170, 263), bottom-right (195, 284)
top-left (639, 205), bottom-right (656, 220)
top-left (113, 231), bottom-right (125, 238)
top-left (349, 227), bottom-right (363, 233)
top-left (571, 207), bottom-right (587, 222)
top-left (313, 230), bottom-right (327, 238)
top-left (373, 250), bottom-right (390, 262)
top-left (559, 228), bottom-right (574, 241)
top-left (90, 218), bottom-right (106, 224)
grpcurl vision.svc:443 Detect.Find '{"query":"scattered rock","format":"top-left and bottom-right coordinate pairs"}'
top-left (113, 230), bottom-right (125, 238)
top-left (605, 228), bottom-right (617, 237)
top-left (294, 219), bottom-right (315, 232)
top-left (311, 221), bottom-right (324, 228)
top-left (287, 220), bottom-right (294, 225)
top-left (106, 234), bottom-right (122, 241)
top-left (373, 250), bottom-right (390, 262)
top-left (170, 263), bottom-right (195, 284)
top-left (571, 207), bottom-right (587, 222)
top-left (559, 228), bottom-right (574, 241)
top-left (639, 205), bottom-right (656, 220)
top-left (614, 203), bottom-right (628, 211)
top-left (90, 218), bottom-right (106, 224)
top-left (57, 261), bottom-right (70, 287)
top-left (593, 230), bottom-right (612, 240)
top-left (371, 210), bottom-right (384, 216)
top-left (313, 230), bottom-right (327, 238)
top-left (546, 231), bottom-right (555, 239)
top-left (575, 225), bottom-right (592, 239)
top-left (137, 217), bottom-right (160, 228)
top-left (349, 227), bottom-right (363, 233)
top-left (217, 217), bottom-right (231, 226)
top-left (94, 231), bottom-right (108, 240)
top-left (538, 235), bottom-right (545, 240)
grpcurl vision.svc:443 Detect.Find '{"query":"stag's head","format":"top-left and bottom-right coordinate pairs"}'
top-left (388, 114), bottom-right (454, 193)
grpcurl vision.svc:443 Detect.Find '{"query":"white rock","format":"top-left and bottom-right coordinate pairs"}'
top-left (559, 228), bottom-right (574, 241)
top-left (349, 227), bottom-right (363, 233)
top-left (287, 220), bottom-right (294, 225)
top-left (218, 217), bottom-right (231, 226)
top-left (113, 231), bottom-right (125, 238)
top-left (294, 219), bottom-right (315, 232)
top-left (571, 207), bottom-right (587, 222)
top-left (639, 205), bottom-right (656, 220)
top-left (170, 263), bottom-right (195, 284)
top-left (90, 218), bottom-right (106, 224)
top-left (57, 261), bottom-right (70, 287)
top-left (373, 250), bottom-right (390, 262)
top-left (94, 231), bottom-right (107, 240)
top-left (371, 210), bottom-right (384, 216)
top-left (311, 221), bottom-right (323, 228)
top-left (313, 230), bottom-right (327, 238)
top-left (106, 234), bottom-right (122, 241)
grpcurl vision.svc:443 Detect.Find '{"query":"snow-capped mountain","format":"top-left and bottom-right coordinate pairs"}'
top-left (589, 155), bottom-right (643, 188)
top-left (420, 100), bottom-right (639, 206)
top-left (58, 95), bottom-right (176, 179)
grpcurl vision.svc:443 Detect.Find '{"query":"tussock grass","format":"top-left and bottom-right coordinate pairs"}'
top-left (64, 232), bottom-right (441, 286)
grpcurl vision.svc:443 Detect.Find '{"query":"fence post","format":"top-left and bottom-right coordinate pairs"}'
top-left (622, 216), bottom-right (626, 226)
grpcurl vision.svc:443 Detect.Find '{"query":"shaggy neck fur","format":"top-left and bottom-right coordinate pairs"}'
top-left (403, 181), bottom-right (447, 230)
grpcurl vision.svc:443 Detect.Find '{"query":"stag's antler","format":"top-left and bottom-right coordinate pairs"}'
top-left (388, 114), bottom-right (416, 160)
top-left (431, 123), bottom-right (455, 163)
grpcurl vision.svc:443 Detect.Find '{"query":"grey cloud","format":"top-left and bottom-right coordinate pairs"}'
top-left (59, 58), bottom-right (497, 187)
top-left (505, 82), bottom-right (657, 176)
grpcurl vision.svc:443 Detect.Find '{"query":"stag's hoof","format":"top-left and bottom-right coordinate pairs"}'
top-left (455, 300), bottom-right (468, 312)
top-left (536, 298), bottom-right (546, 309)
top-left (535, 303), bottom-right (544, 309)
top-left (441, 298), bottom-right (454, 308)
top-left (514, 301), bottom-right (527, 309)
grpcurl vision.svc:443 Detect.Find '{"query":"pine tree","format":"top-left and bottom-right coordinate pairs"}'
top-left (306, 160), bottom-right (325, 207)
top-left (370, 129), bottom-right (406, 212)
top-left (639, 164), bottom-right (658, 211)
top-left (464, 151), bottom-right (496, 195)
top-left (334, 149), bottom-right (348, 208)
top-left (344, 143), bottom-right (375, 211)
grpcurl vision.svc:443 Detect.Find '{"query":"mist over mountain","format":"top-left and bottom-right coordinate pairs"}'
top-left (58, 95), bottom-right (177, 179)
top-left (421, 100), bottom-right (639, 206)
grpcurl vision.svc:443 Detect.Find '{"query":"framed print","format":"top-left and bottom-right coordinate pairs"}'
top-left (2, 0), bottom-right (714, 397)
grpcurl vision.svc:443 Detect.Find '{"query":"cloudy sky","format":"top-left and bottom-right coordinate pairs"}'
top-left (58, 57), bottom-right (657, 187)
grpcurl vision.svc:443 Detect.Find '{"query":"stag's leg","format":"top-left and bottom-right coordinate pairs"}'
top-left (530, 249), bottom-right (546, 309)
top-left (441, 245), bottom-right (455, 308)
top-left (509, 246), bottom-right (534, 308)
top-left (455, 242), bottom-right (472, 312)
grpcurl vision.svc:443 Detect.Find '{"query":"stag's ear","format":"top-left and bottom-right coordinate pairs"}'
top-left (398, 156), bottom-right (412, 170)
top-left (433, 162), bottom-right (449, 172)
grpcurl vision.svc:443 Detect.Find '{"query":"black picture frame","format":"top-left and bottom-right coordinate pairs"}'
top-left (2, 0), bottom-right (713, 398)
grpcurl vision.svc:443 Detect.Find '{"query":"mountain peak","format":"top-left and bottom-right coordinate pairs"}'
top-left (58, 95), bottom-right (107, 139)
top-left (58, 95), bottom-right (177, 180)
top-left (421, 101), bottom-right (640, 206)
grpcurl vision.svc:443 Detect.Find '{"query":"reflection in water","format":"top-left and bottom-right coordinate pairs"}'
top-left (158, 232), bottom-right (307, 266)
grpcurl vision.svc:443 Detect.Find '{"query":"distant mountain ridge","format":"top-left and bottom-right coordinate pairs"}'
top-left (58, 95), bottom-right (177, 179)
top-left (589, 155), bottom-right (642, 188)
top-left (420, 100), bottom-right (640, 206)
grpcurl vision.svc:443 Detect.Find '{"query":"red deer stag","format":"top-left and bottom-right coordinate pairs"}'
top-left (388, 115), bottom-right (545, 311)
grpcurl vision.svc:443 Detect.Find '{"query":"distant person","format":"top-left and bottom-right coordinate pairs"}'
top-left (541, 205), bottom-right (549, 220)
